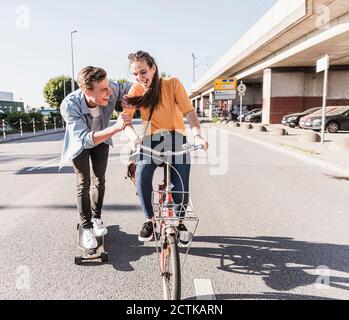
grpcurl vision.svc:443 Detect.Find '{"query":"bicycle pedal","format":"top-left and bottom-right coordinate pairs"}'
top-left (179, 231), bottom-right (192, 244)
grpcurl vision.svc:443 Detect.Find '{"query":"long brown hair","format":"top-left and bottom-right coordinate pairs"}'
top-left (126, 51), bottom-right (162, 112)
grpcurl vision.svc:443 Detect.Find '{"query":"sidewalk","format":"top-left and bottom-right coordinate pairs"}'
top-left (205, 121), bottom-right (349, 177)
top-left (0, 128), bottom-right (65, 144)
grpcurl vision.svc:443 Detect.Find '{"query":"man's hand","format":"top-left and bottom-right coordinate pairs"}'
top-left (113, 113), bottom-right (132, 132)
top-left (194, 135), bottom-right (209, 151)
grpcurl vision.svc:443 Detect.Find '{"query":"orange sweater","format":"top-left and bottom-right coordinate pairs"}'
top-left (123, 78), bottom-right (194, 136)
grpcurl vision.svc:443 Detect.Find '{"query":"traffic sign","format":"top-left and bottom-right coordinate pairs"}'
top-left (214, 79), bottom-right (237, 91)
top-left (214, 78), bottom-right (237, 100)
top-left (317, 55), bottom-right (329, 73)
top-left (238, 83), bottom-right (247, 96)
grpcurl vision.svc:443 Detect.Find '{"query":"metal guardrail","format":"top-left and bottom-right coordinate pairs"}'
top-left (1, 118), bottom-right (65, 139)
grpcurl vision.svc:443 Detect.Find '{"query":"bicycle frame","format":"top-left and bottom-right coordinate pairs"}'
top-left (151, 153), bottom-right (200, 275)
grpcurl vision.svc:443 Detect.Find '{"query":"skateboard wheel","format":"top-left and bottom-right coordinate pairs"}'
top-left (101, 252), bottom-right (109, 263)
top-left (88, 248), bottom-right (97, 255)
top-left (75, 257), bottom-right (83, 265)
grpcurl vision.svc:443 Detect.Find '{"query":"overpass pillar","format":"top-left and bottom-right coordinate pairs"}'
top-left (209, 92), bottom-right (214, 120)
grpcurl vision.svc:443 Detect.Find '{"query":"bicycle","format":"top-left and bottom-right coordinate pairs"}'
top-left (129, 142), bottom-right (202, 300)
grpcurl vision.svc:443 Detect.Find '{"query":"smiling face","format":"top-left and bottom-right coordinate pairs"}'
top-left (130, 60), bottom-right (156, 89)
top-left (84, 79), bottom-right (112, 107)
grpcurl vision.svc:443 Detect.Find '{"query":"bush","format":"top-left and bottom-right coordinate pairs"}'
top-left (4, 112), bottom-right (45, 132)
top-left (46, 112), bottom-right (62, 129)
top-left (111, 111), bottom-right (119, 120)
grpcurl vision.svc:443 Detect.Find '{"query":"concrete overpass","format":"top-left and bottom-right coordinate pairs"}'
top-left (191, 0), bottom-right (349, 124)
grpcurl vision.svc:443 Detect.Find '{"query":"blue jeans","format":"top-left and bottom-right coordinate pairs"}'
top-left (136, 132), bottom-right (191, 219)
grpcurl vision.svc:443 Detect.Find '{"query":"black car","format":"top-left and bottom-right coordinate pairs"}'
top-left (303, 106), bottom-right (349, 133)
top-left (245, 111), bottom-right (262, 123)
top-left (282, 107), bottom-right (321, 128)
top-left (237, 108), bottom-right (262, 122)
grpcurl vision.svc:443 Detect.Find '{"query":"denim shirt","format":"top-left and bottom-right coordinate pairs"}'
top-left (59, 81), bottom-right (132, 168)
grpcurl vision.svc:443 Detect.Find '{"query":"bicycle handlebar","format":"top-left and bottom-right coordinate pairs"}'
top-left (132, 143), bottom-right (204, 157)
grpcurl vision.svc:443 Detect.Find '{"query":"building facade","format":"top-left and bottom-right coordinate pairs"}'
top-left (0, 91), bottom-right (25, 113)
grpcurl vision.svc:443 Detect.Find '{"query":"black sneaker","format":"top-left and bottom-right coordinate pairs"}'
top-left (138, 221), bottom-right (154, 242)
top-left (178, 223), bottom-right (192, 247)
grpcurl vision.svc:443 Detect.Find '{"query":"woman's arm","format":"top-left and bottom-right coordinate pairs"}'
top-left (186, 110), bottom-right (209, 150)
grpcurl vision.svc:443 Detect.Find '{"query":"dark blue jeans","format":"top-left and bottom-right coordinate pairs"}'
top-left (136, 132), bottom-right (191, 219)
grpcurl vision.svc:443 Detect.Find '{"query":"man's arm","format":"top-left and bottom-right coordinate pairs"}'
top-left (61, 100), bottom-right (96, 150)
top-left (109, 81), bottom-right (133, 111)
top-left (61, 98), bottom-right (131, 147)
top-left (92, 113), bottom-right (132, 145)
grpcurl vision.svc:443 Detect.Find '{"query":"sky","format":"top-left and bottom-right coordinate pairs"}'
top-left (0, 0), bottom-right (277, 107)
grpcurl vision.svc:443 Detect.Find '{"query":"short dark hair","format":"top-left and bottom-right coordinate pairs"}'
top-left (77, 66), bottom-right (107, 90)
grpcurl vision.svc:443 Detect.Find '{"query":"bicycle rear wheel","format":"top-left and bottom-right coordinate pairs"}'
top-left (161, 234), bottom-right (181, 300)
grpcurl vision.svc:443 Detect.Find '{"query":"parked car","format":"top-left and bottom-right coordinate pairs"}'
top-left (303, 106), bottom-right (349, 133)
top-left (238, 108), bottom-right (262, 122)
top-left (299, 106), bottom-right (339, 128)
top-left (282, 107), bottom-right (321, 128)
top-left (245, 111), bottom-right (262, 123)
top-left (211, 105), bottom-right (221, 117)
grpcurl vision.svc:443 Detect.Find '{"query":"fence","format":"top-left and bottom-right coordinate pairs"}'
top-left (1, 117), bottom-right (65, 140)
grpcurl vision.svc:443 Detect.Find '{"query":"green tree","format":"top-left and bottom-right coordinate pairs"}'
top-left (43, 76), bottom-right (77, 109)
top-left (161, 72), bottom-right (171, 79)
top-left (110, 78), bottom-right (128, 84)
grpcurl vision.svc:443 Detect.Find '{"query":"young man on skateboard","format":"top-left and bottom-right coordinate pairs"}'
top-left (60, 66), bottom-right (132, 250)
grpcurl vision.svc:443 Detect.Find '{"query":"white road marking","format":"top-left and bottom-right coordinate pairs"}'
top-left (194, 279), bottom-right (216, 300)
top-left (26, 157), bottom-right (60, 172)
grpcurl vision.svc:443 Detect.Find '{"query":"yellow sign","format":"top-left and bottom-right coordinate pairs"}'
top-left (214, 79), bottom-right (237, 91)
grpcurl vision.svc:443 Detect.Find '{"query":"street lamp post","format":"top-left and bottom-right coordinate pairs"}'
top-left (192, 53), bottom-right (197, 83)
top-left (70, 30), bottom-right (77, 92)
top-left (63, 79), bottom-right (66, 98)
top-left (192, 53), bottom-right (212, 84)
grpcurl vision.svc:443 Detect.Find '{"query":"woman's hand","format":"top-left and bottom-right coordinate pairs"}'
top-left (121, 95), bottom-right (133, 109)
top-left (194, 135), bottom-right (209, 151)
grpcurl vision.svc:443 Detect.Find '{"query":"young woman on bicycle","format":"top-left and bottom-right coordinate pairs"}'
top-left (122, 51), bottom-right (208, 242)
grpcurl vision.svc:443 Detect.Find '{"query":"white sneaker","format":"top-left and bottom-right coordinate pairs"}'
top-left (92, 218), bottom-right (108, 237)
top-left (82, 229), bottom-right (98, 249)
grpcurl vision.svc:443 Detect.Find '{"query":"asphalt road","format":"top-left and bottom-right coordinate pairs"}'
top-left (0, 124), bottom-right (349, 300)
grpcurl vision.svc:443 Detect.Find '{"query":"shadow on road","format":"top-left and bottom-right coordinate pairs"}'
top-left (189, 236), bottom-right (349, 294)
top-left (104, 225), bottom-right (155, 272)
top-left (5, 132), bottom-right (65, 144)
top-left (184, 292), bottom-right (336, 300)
top-left (0, 203), bottom-right (141, 212)
top-left (16, 166), bottom-right (74, 175)
top-left (0, 154), bottom-right (61, 164)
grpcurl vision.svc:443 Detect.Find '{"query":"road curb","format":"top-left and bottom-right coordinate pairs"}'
top-left (0, 129), bottom-right (65, 144)
top-left (205, 124), bottom-right (349, 177)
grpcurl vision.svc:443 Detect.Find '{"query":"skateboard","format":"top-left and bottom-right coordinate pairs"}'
top-left (74, 224), bottom-right (109, 265)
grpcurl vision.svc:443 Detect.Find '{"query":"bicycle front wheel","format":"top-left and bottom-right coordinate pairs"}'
top-left (161, 234), bottom-right (181, 300)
